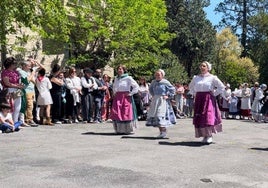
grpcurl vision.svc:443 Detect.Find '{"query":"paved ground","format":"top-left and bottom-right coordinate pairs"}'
top-left (0, 118), bottom-right (267, 188)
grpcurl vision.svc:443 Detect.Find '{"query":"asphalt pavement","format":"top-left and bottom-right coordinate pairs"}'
top-left (0, 118), bottom-right (267, 188)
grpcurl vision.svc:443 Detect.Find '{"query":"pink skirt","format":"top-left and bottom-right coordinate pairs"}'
top-left (193, 92), bottom-right (222, 138)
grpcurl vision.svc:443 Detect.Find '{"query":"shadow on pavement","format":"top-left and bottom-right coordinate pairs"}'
top-left (82, 132), bottom-right (120, 136)
top-left (250, 147), bottom-right (268, 151)
top-left (121, 136), bottom-right (169, 140)
top-left (158, 141), bottom-right (210, 147)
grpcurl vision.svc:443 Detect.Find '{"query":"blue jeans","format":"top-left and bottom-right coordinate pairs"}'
top-left (94, 97), bottom-right (104, 122)
top-left (0, 121), bottom-right (22, 133)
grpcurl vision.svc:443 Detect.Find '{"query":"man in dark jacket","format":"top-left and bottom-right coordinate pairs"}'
top-left (92, 69), bottom-right (107, 123)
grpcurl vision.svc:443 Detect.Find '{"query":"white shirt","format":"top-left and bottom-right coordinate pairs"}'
top-left (66, 76), bottom-right (82, 104)
top-left (81, 76), bottom-right (97, 92)
top-left (0, 112), bottom-right (12, 123)
top-left (113, 75), bottom-right (139, 96)
top-left (189, 73), bottom-right (225, 96)
top-left (222, 88), bottom-right (232, 100)
top-left (66, 76), bottom-right (82, 91)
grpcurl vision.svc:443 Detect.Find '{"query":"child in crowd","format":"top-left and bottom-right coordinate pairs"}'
top-left (0, 103), bottom-right (22, 133)
top-left (229, 92), bottom-right (239, 119)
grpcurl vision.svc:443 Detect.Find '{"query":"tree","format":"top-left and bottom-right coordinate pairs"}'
top-left (159, 54), bottom-right (189, 84)
top-left (215, 0), bottom-right (268, 57)
top-left (215, 28), bottom-right (242, 75)
top-left (215, 28), bottom-right (259, 88)
top-left (248, 13), bottom-right (268, 84)
top-left (0, 0), bottom-right (38, 62)
top-left (1, 0), bottom-right (174, 78)
top-left (49, 0), bottom-right (175, 74)
top-left (165, 0), bottom-right (216, 77)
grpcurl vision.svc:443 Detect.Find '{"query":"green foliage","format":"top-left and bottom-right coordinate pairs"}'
top-left (248, 13), bottom-right (268, 84)
top-left (0, 0), bottom-right (38, 60)
top-left (165, 0), bottom-right (216, 77)
top-left (45, 0), bottom-right (174, 75)
top-left (215, 0), bottom-right (268, 57)
top-left (159, 54), bottom-right (189, 84)
top-left (215, 28), bottom-right (259, 87)
top-left (223, 58), bottom-right (259, 89)
top-left (35, 0), bottom-right (70, 42)
top-left (106, 0), bottom-right (174, 70)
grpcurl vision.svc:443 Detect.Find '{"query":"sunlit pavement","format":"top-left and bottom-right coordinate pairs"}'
top-left (0, 118), bottom-right (267, 188)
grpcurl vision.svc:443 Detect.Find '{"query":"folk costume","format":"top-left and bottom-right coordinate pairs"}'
top-left (110, 73), bottom-right (139, 134)
top-left (240, 84), bottom-right (252, 119)
top-left (146, 79), bottom-right (176, 128)
top-left (189, 72), bottom-right (225, 140)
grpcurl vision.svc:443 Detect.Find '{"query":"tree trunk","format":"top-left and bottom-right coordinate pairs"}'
top-left (0, 19), bottom-right (7, 66)
top-left (240, 0), bottom-right (248, 57)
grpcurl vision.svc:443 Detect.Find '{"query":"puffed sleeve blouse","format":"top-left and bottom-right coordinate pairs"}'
top-left (189, 73), bottom-right (225, 96)
top-left (113, 75), bottom-right (139, 96)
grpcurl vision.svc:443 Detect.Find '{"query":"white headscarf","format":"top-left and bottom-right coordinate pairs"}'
top-left (203, 61), bottom-right (212, 71)
top-left (158, 69), bottom-right (165, 77)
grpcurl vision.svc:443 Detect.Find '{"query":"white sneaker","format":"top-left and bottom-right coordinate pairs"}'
top-left (157, 132), bottom-right (167, 138)
top-left (206, 136), bottom-right (213, 144)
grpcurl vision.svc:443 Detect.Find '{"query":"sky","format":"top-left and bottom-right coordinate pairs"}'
top-left (203, 1), bottom-right (223, 26)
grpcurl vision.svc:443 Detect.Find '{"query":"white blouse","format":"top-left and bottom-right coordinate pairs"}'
top-left (113, 76), bottom-right (139, 96)
top-left (189, 73), bottom-right (225, 96)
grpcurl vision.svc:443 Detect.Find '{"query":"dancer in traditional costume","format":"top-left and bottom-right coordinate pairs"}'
top-left (110, 65), bottom-right (139, 134)
top-left (189, 61), bottom-right (225, 144)
top-left (146, 69), bottom-right (176, 138)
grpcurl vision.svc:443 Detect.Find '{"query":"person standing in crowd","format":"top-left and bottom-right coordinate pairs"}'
top-left (229, 92), bottom-right (239, 119)
top-left (138, 77), bottom-right (150, 106)
top-left (81, 68), bottom-right (96, 123)
top-left (174, 82), bottom-right (185, 117)
top-left (240, 83), bottom-right (252, 120)
top-left (251, 84), bottom-right (267, 122)
top-left (101, 74), bottom-right (112, 122)
top-left (1, 57), bottom-right (24, 123)
top-left (146, 69), bottom-right (176, 138)
top-left (35, 68), bottom-right (53, 125)
top-left (110, 64), bottom-right (139, 134)
top-left (65, 67), bottom-right (82, 123)
top-left (233, 84), bottom-right (243, 119)
top-left (92, 69), bottom-right (107, 123)
top-left (221, 83), bottom-right (231, 119)
top-left (189, 61), bottom-right (225, 144)
top-left (250, 82), bottom-right (259, 105)
top-left (17, 59), bottom-right (43, 126)
top-left (50, 64), bottom-right (65, 124)
top-left (138, 77), bottom-right (150, 120)
top-left (184, 83), bottom-right (194, 118)
top-left (57, 71), bottom-right (67, 122)
top-left (260, 89), bottom-right (268, 123)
